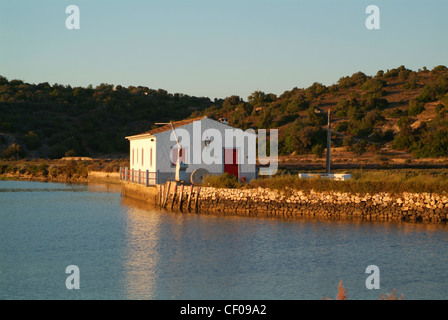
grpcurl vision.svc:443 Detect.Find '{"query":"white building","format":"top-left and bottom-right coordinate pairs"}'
top-left (125, 116), bottom-right (257, 185)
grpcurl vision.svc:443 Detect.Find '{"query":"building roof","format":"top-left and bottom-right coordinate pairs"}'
top-left (125, 116), bottom-right (208, 140)
top-left (148, 116), bottom-right (207, 135)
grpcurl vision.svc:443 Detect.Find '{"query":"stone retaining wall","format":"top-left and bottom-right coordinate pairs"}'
top-left (194, 188), bottom-right (448, 223)
top-left (122, 182), bottom-right (448, 224)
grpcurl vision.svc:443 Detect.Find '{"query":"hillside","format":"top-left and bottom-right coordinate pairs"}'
top-left (191, 65), bottom-right (448, 167)
top-left (1, 65), bottom-right (448, 165)
top-left (0, 79), bottom-right (213, 159)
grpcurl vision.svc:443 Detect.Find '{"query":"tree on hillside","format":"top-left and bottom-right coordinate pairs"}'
top-left (248, 91), bottom-right (276, 107)
top-left (1, 143), bottom-right (25, 159)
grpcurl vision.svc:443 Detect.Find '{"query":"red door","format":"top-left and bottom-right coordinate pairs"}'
top-left (224, 149), bottom-right (238, 179)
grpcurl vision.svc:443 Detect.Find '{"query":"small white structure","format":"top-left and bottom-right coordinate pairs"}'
top-left (125, 116), bottom-right (257, 185)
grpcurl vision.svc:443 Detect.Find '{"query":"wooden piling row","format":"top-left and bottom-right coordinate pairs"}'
top-left (158, 181), bottom-right (200, 213)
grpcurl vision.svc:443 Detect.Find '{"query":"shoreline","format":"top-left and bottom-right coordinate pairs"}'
top-left (121, 182), bottom-right (448, 225)
top-left (0, 171), bottom-right (120, 185)
top-left (0, 173), bottom-right (88, 184)
top-left (0, 158), bottom-right (127, 184)
top-left (2, 173), bottom-right (448, 225)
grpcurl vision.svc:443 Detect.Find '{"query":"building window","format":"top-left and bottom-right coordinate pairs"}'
top-left (150, 148), bottom-right (153, 167)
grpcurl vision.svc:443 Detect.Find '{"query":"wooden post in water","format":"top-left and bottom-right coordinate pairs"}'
top-left (178, 184), bottom-right (184, 211)
top-left (157, 184), bottom-right (162, 206)
top-left (163, 184), bottom-right (168, 208)
top-left (187, 185), bottom-right (193, 212)
top-left (166, 181), bottom-right (171, 208)
top-left (171, 182), bottom-right (178, 210)
top-left (194, 187), bottom-right (201, 213)
top-left (163, 181), bottom-right (171, 208)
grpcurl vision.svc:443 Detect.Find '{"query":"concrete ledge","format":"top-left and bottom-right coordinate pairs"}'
top-left (121, 181), bottom-right (159, 204)
top-left (88, 171), bottom-right (120, 183)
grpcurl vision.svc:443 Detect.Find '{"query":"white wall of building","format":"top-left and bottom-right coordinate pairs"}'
top-left (129, 134), bottom-right (157, 173)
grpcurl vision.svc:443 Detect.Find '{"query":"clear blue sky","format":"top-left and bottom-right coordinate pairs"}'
top-left (1, 0), bottom-right (447, 100)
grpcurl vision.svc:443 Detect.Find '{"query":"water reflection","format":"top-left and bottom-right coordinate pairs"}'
top-left (87, 182), bottom-right (122, 193)
top-left (122, 198), bottom-right (161, 299)
top-left (3, 179), bottom-right (446, 299)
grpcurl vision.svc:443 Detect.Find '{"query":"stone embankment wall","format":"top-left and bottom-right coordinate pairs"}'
top-left (196, 188), bottom-right (448, 223)
top-left (122, 182), bottom-right (448, 223)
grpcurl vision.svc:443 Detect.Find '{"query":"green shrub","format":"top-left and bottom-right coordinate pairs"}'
top-left (202, 173), bottom-right (241, 188)
top-left (432, 65), bottom-right (448, 73)
top-left (1, 143), bottom-right (25, 159)
top-left (408, 100), bottom-right (425, 116)
top-left (23, 131), bottom-right (41, 150)
top-left (36, 163), bottom-right (49, 176)
top-left (413, 128), bottom-right (448, 158)
top-left (416, 76), bottom-right (448, 103)
top-left (402, 72), bottom-right (420, 89)
top-left (312, 144), bottom-right (325, 158)
top-left (441, 93), bottom-right (448, 107)
top-left (334, 121), bottom-right (349, 133)
top-left (0, 164), bottom-right (7, 174)
top-left (364, 97), bottom-right (389, 111)
top-left (49, 166), bottom-right (58, 177)
top-left (338, 72), bottom-right (368, 88)
top-left (342, 136), bottom-right (354, 148)
top-left (352, 140), bottom-right (368, 156)
top-left (361, 79), bottom-right (386, 97)
top-left (435, 103), bottom-right (445, 114)
top-left (386, 108), bottom-right (405, 118)
top-left (391, 132), bottom-right (415, 151)
top-left (384, 68), bottom-right (399, 78)
top-left (65, 149), bottom-right (76, 157)
top-left (382, 129), bottom-right (395, 142)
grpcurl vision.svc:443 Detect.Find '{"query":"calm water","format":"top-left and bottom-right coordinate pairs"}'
top-left (1, 180), bottom-right (447, 300)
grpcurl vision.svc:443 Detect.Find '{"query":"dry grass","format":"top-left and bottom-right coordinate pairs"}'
top-left (379, 289), bottom-right (404, 300)
top-left (325, 280), bottom-right (404, 300)
top-left (0, 158), bottom-right (129, 181)
top-left (336, 280), bottom-right (348, 300)
top-left (247, 169), bottom-right (448, 195)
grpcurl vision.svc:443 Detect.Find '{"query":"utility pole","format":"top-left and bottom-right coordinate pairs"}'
top-left (326, 109), bottom-right (331, 175)
top-left (314, 107), bottom-right (332, 175)
top-left (155, 121), bottom-right (187, 182)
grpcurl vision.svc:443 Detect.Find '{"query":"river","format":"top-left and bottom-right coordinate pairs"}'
top-left (0, 180), bottom-right (447, 300)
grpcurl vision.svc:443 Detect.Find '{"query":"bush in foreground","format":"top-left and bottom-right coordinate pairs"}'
top-left (202, 173), bottom-right (242, 189)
